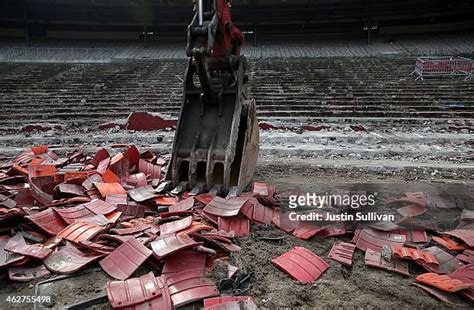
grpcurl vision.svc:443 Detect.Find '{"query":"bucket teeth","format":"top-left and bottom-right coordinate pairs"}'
top-left (189, 185), bottom-right (205, 196)
top-left (226, 187), bottom-right (240, 199)
top-left (154, 181), bottom-right (172, 194)
top-left (170, 181), bottom-right (188, 195)
top-left (209, 185), bottom-right (223, 196)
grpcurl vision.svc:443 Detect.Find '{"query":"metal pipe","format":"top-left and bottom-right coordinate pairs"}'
top-left (198, 0), bottom-right (203, 26)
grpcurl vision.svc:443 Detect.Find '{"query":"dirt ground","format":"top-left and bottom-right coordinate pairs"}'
top-left (0, 158), bottom-right (472, 309)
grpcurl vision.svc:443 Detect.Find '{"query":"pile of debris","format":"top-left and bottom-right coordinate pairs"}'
top-left (0, 145), bottom-right (473, 308)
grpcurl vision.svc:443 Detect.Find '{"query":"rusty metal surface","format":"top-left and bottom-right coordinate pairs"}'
top-left (99, 237), bottom-right (152, 280)
top-left (271, 247), bottom-right (329, 283)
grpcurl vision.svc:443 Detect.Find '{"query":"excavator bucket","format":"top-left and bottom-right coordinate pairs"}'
top-left (166, 58), bottom-right (259, 195)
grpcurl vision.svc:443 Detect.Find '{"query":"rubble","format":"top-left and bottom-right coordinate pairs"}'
top-left (0, 144), bottom-right (473, 308)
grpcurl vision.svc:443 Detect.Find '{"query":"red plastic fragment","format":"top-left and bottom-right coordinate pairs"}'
top-left (241, 199), bottom-right (274, 224)
top-left (0, 236), bottom-right (25, 267)
top-left (272, 211), bottom-right (300, 233)
top-left (95, 182), bottom-right (127, 197)
top-left (122, 173), bottom-right (147, 189)
top-left (78, 240), bottom-right (115, 254)
top-left (204, 296), bottom-right (256, 310)
top-left (112, 224), bottom-right (151, 236)
top-left (292, 225), bottom-right (321, 240)
top-left (155, 196), bottom-right (178, 206)
top-left (391, 245), bottom-right (438, 266)
top-left (160, 216), bottom-right (193, 235)
top-left (138, 158), bottom-right (161, 181)
top-left (8, 265), bottom-right (51, 282)
top-left (44, 244), bottom-right (104, 274)
top-left (416, 273), bottom-right (474, 293)
top-left (364, 248), bottom-right (409, 276)
top-left (444, 229), bottom-right (474, 247)
top-left (352, 227), bottom-right (405, 252)
top-left (101, 169), bottom-right (120, 183)
top-left (168, 197), bottom-right (195, 213)
top-left (271, 247), bottom-right (329, 283)
top-left (177, 222), bottom-right (214, 236)
top-left (164, 270), bottom-right (219, 307)
top-left (457, 250), bottom-right (474, 264)
top-left (57, 222), bottom-right (105, 243)
top-left (162, 250), bottom-right (206, 275)
top-left (90, 148), bottom-right (110, 167)
top-left (82, 199), bottom-right (117, 215)
top-left (106, 194), bottom-right (128, 206)
top-left (106, 272), bottom-right (171, 309)
top-left (54, 206), bottom-right (95, 225)
top-left (392, 229), bottom-right (428, 244)
top-left (25, 208), bottom-right (67, 235)
top-left (151, 234), bottom-right (201, 259)
top-left (116, 204), bottom-right (146, 219)
top-left (195, 193), bottom-right (216, 205)
top-left (129, 186), bottom-right (156, 202)
top-left (4, 233), bottom-right (52, 260)
top-left (421, 246), bottom-right (465, 274)
top-left (28, 164), bottom-right (56, 178)
top-left (203, 197), bottom-right (248, 217)
top-left (218, 217), bottom-right (250, 237)
top-left (432, 236), bottom-right (466, 251)
top-left (100, 237), bottom-right (153, 280)
top-left (328, 241), bottom-right (356, 267)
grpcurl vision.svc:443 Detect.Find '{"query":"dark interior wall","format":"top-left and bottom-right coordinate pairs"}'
top-left (0, 0), bottom-right (473, 39)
